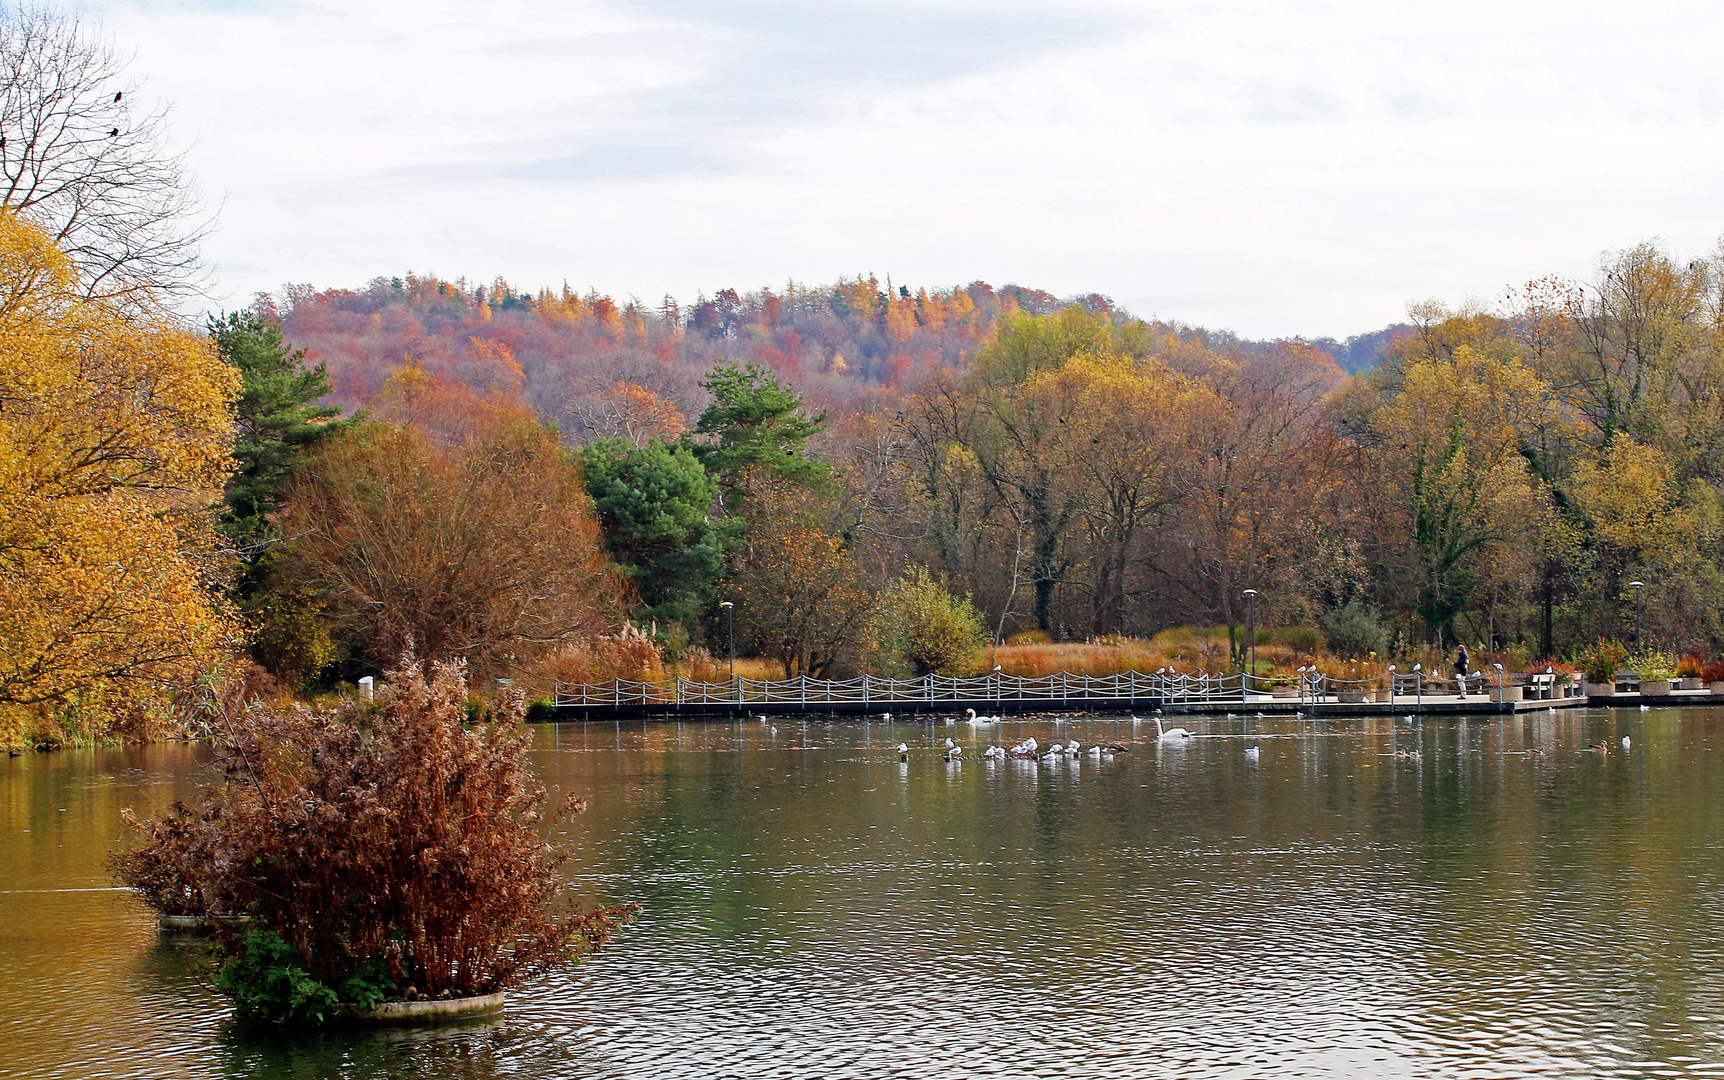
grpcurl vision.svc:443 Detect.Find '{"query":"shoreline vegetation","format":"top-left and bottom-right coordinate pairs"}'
top-left (10, 218), bottom-right (1724, 748)
top-left (5, 15), bottom-right (1724, 754)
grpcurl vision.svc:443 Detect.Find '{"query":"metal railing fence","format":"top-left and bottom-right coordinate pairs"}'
top-left (551, 669), bottom-right (1577, 709)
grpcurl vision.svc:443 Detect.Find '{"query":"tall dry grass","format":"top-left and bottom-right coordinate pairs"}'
top-left (514, 625), bottom-right (664, 694)
top-left (668, 653), bottom-right (785, 682)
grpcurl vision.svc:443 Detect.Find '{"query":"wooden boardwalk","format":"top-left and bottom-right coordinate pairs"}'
top-left (547, 671), bottom-right (1619, 721)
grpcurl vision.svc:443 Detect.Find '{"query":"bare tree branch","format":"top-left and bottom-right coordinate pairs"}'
top-left (0, 7), bottom-right (209, 306)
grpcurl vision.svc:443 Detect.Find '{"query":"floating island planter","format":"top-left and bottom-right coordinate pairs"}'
top-left (113, 656), bottom-right (634, 1026)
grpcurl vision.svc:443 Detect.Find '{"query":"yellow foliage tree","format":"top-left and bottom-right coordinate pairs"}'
top-left (1369, 344), bottom-right (1558, 644)
top-left (0, 213), bottom-right (237, 745)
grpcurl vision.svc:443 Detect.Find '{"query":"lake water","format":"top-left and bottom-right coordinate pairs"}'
top-left (6, 708), bottom-right (1724, 1078)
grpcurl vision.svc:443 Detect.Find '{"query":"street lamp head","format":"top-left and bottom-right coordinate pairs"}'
top-left (719, 601), bottom-right (733, 609)
top-left (1630, 580), bottom-right (1645, 589)
top-left (1494, 662), bottom-right (1504, 670)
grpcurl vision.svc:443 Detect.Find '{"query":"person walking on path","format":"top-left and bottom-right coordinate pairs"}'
top-left (1454, 644), bottom-right (1470, 698)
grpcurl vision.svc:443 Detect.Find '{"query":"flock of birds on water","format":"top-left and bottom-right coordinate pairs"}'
top-left (747, 702), bottom-right (1640, 765)
top-left (873, 707), bottom-right (1223, 764)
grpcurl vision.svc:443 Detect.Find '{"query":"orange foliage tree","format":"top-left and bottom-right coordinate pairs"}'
top-left (273, 388), bottom-right (625, 678)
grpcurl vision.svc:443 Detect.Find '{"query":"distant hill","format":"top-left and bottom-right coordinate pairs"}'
top-left (1306, 325), bottom-right (1414, 373)
top-left (265, 272), bottom-right (1403, 433)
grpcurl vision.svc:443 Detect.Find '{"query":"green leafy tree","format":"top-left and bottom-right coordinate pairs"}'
top-left (579, 437), bottom-right (725, 641)
top-left (865, 566), bottom-right (988, 676)
top-left (690, 360), bottom-right (829, 506)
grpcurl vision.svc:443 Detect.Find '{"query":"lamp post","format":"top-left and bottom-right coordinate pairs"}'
top-left (1630, 580), bottom-right (1645, 653)
top-left (719, 601), bottom-right (735, 682)
top-left (1242, 589), bottom-right (1258, 696)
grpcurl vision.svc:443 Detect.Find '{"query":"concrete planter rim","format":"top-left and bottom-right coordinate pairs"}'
top-left (1642, 680), bottom-right (1674, 696)
top-left (157, 913), bottom-right (250, 934)
top-left (333, 991), bottom-right (505, 1025)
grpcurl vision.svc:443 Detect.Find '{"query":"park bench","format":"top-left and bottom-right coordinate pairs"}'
top-left (1522, 673), bottom-right (1557, 700)
top-left (1615, 670), bottom-right (1640, 694)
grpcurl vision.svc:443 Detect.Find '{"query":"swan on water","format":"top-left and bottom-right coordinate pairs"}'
top-left (1153, 717), bottom-right (1192, 741)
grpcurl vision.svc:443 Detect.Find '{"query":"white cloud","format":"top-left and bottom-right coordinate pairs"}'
top-left (73, 0), bottom-right (1724, 337)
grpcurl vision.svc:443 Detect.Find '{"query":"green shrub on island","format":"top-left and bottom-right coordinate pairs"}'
top-left (215, 927), bottom-right (391, 1023)
top-left (113, 654), bottom-right (633, 1023)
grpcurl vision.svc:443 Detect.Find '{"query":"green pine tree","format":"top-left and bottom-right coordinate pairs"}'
top-left (579, 437), bottom-right (726, 645)
top-left (210, 310), bottom-right (354, 683)
top-left (210, 310), bottom-right (350, 550)
top-left (689, 360), bottom-right (829, 507)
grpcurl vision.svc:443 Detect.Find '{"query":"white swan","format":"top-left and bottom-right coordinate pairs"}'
top-left (1154, 717), bottom-right (1192, 741)
top-left (965, 708), bottom-right (1000, 724)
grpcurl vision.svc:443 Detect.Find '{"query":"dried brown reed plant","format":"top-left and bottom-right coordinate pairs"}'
top-left (667, 651), bottom-right (784, 683)
top-left (989, 639), bottom-right (1173, 678)
top-left (113, 653), bottom-right (632, 999)
top-left (515, 623), bottom-right (665, 693)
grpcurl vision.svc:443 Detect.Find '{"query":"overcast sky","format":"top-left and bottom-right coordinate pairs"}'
top-left (71, 0), bottom-right (1724, 338)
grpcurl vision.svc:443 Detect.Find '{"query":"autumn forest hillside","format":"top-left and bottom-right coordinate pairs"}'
top-left (274, 273), bottom-right (1411, 439)
top-left (247, 242), bottom-right (1724, 690)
